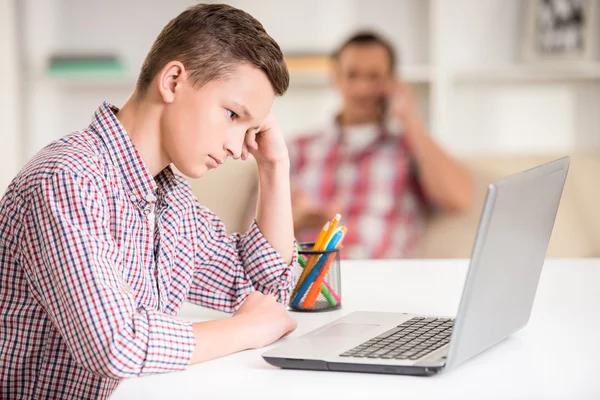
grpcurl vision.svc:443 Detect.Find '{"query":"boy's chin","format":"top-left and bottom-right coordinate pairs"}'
top-left (173, 162), bottom-right (208, 179)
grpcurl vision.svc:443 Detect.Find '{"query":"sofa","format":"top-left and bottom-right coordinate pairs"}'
top-left (187, 152), bottom-right (600, 259)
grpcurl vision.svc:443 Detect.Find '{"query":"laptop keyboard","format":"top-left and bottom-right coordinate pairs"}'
top-left (340, 317), bottom-right (454, 361)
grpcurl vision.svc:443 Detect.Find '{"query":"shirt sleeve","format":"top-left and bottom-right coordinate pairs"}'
top-left (399, 135), bottom-right (434, 211)
top-left (187, 204), bottom-right (297, 313)
top-left (409, 160), bottom-right (434, 210)
top-left (19, 170), bottom-right (196, 380)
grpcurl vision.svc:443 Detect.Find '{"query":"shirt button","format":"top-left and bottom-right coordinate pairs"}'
top-left (147, 212), bottom-right (155, 222)
top-left (145, 193), bottom-right (157, 202)
top-left (129, 194), bottom-right (137, 202)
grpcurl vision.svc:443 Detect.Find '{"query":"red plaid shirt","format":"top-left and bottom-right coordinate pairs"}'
top-left (0, 102), bottom-right (296, 399)
top-left (290, 120), bottom-right (427, 259)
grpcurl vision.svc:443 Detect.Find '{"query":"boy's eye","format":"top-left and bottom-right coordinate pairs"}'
top-left (227, 109), bottom-right (239, 121)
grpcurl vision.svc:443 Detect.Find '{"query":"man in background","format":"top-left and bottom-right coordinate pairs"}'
top-left (289, 31), bottom-right (473, 259)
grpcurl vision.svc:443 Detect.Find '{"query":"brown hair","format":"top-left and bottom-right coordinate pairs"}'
top-left (332, 31), bottom-right (397, 72)
top-left (136, 3), bottom-right (289, 96)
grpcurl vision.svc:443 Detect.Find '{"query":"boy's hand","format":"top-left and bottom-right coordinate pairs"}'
top-left (233, 291), bottom-right (298, 349)
top-left (242, 114), bottom-right (289, 166)
top-left (188, 291), bottom-right (296, 364)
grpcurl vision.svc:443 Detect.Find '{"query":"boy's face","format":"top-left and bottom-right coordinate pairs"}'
top-left (160, 64), bottom-right (275, 178)
top-left (334, 43), bottom-right (393, 123)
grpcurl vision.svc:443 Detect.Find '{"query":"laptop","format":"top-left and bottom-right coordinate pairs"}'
top-left (263, 157), bottom-right (570, 376)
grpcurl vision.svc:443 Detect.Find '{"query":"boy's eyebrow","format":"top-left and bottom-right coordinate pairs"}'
top-left (232, 101), bottom-right (261, 131)
top-left (232, 102), bottom-right (253, 119)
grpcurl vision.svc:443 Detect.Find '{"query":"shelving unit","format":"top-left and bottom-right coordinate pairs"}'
top-left (37, 62), bottom-right (434, 88)
top-left (16, 0), bottom-right (600, 164)
top-left (37, 74), bottom-right (137, 89)
top-left (453, 64), bottom-right (600, 84)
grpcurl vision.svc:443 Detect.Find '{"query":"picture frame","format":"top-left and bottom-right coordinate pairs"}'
top-left (522, 0), bottom-right (598, 63)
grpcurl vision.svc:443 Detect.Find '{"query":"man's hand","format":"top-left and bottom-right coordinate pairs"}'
top-left (242, 114), bottom-right (289, 167)
top-left (384, 81), bottom-right (474, 212)
top-left (292, 188), bottom-right (341, 234)
top-left (386, 80), bottom-right (419, 127)
top-left (233, 291), bottom-right (298, 349)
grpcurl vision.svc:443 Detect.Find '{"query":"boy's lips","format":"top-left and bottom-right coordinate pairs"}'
top-left (208, 156), bottom-right (224, 168)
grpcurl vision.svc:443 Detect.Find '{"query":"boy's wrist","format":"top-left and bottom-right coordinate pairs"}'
top-left (256, 156), bottom-right (290, 174)
top-left (189, 315), bottom-right (255, 364)
top-left (229, 313), bottom-right (260, 349)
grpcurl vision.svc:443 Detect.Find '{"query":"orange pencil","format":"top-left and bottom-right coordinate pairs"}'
top-left (320, 214), bottom-right (341, 251)
top-left (303, 226), bottom-right (347, 308)
top-left (314, 218), bottom-right (333, 251)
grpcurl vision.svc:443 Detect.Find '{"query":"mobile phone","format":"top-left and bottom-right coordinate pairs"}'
top-left (381, 93), bottom-right (403, 135)
top-left (380, 95), bottom-right (391, 120)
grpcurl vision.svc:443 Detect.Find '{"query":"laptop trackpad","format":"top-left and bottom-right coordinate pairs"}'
top-left (312, 323), bottom-right (380, 338)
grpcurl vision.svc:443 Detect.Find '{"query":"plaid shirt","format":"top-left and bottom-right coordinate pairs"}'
top-left (0, 102), bottom-right (296, 399)
top-left (290, 119), bottom-right (427, 259)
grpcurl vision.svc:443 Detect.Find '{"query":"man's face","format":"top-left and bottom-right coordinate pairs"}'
top-left (334, 43), bottom-right (393, 122)
top-left (161, 64), bottom-right (275, 178)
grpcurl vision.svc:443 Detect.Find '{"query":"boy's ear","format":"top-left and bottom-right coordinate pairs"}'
top-left (157, 61), bottom-right (186, 104)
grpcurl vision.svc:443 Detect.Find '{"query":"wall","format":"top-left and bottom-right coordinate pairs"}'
top-left (11, 0), bottom-right (600, 189)
top-left (0, 0), bottom-right (21, 192)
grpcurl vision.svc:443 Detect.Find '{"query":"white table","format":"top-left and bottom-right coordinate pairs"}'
top-left (112, 259), bottom-right (600, 399)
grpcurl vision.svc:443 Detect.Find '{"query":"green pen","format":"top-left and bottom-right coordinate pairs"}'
top-left (298, 253), bottom-right (306, 267)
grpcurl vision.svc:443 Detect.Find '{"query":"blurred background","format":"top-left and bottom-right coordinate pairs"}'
top-left (1, 0), bottom-right (598, 257)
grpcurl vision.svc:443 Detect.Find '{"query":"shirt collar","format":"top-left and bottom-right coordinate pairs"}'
top-left (328, 113), bottom-right (388, 154)
top-left (88, 101), bottom-right (177, 203)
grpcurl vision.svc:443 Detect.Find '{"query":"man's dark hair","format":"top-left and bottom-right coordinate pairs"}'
top-left (136, 3), bottom-right (289, 96)
top-left (332, 31), bottom-right (398, 72)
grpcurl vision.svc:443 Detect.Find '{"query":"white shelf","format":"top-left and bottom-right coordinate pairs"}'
top-left (36, 64), bottom-right (434, 90)
top-left (290, 64), bottom-right (432, 87)
top-left (36, 73), bottom-right (136, 89)
top-left (39, 72), bottom-right (332, 90)
top-left (288, 70), bottom-right (330, 88)
top-left (17, 0), bottom-right (600, 160)
top-left (41, 63), bottom-right (600, 90)
top-left (453, 64), bottom-right (600, 84)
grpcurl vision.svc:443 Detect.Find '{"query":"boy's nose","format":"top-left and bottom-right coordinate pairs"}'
top-left (224, 136), bottom-right (244, 160)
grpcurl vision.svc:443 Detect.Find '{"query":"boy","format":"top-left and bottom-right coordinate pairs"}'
top-left (0, 4), bottom-right (297, 399)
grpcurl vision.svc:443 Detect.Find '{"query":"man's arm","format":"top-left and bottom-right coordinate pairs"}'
top-left (403, 117), bottom-right (473, 211)
top-left (391, 81), bottom-right (473, 211)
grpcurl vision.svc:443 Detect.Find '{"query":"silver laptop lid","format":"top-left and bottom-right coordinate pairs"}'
top-left (445, 157), bottom-right (570, 370)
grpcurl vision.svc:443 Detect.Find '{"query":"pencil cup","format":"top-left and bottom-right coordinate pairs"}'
top-left (289, 242), bottom-right (342, 312)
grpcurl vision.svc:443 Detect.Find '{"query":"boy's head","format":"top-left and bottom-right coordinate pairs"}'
top-left (135, 3), bottom-right (289, 178)
top-left (332, 31), bottom-right (397, 124)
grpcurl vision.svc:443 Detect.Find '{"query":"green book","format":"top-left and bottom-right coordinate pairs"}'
top-left (47, 54), bottom-right (124, 76)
